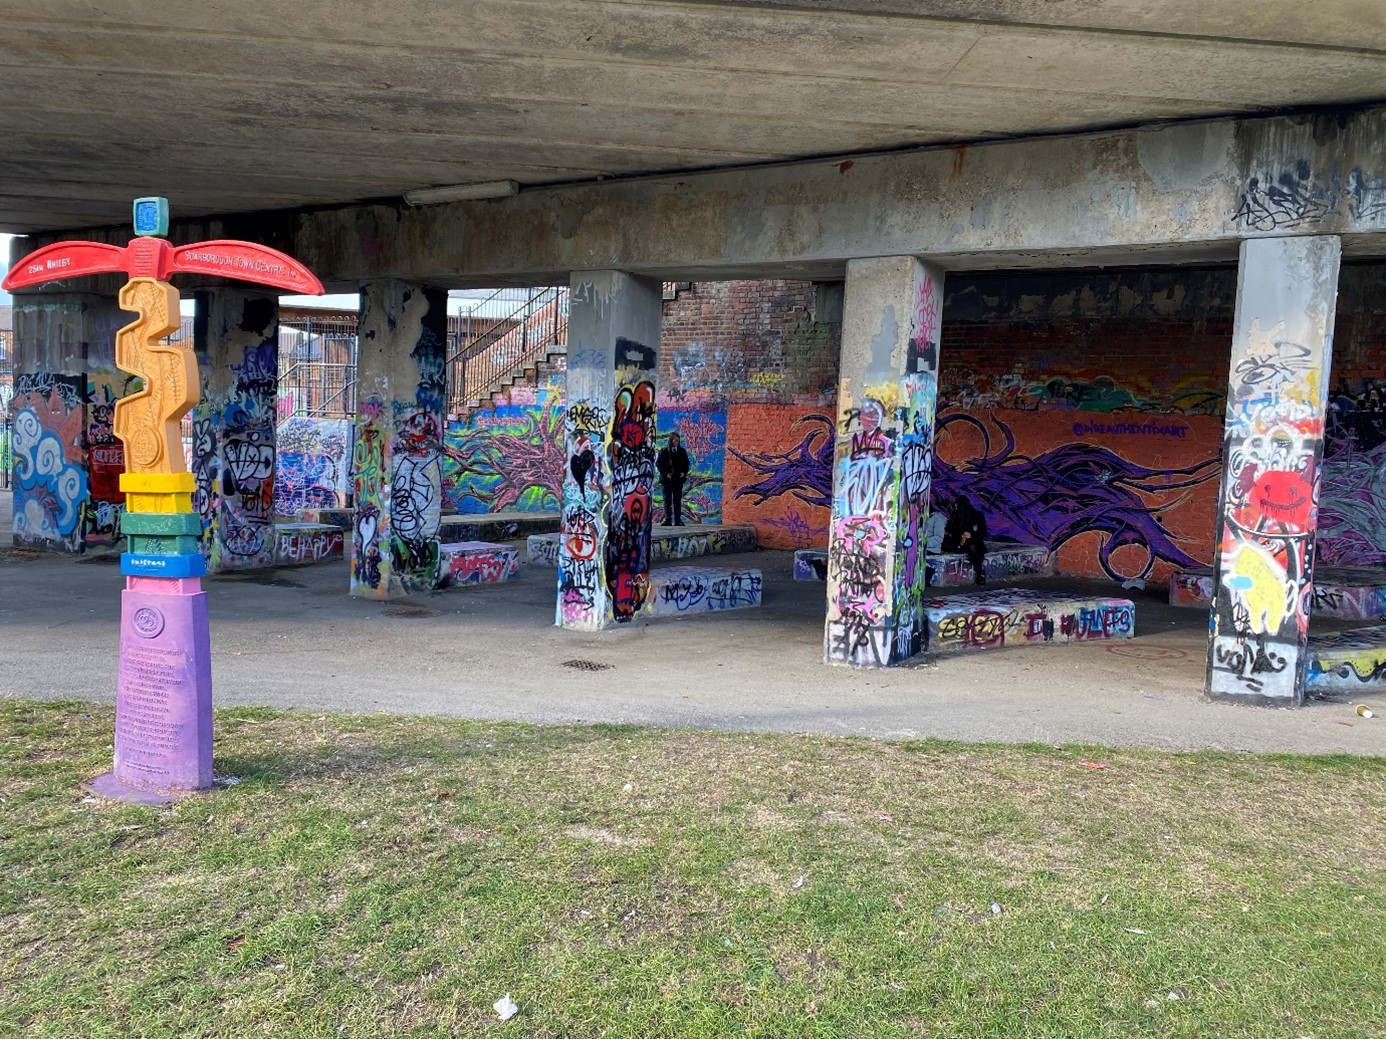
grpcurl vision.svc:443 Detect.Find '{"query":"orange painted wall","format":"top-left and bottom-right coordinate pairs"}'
top-left (724, 403), bottom-right (834, 549)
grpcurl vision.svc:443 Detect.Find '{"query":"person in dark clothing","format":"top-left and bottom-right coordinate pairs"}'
top-left (656, 432), bottom-right (692, 526)
top-left (942, 495), bottom-right (988, 585)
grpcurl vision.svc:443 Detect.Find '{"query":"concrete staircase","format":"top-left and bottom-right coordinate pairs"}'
top-left (447, 288), bottom-right (568, 416)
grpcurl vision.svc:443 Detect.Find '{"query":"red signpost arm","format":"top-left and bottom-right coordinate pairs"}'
top-left (2, 241), bottom-right (129, 291)
top-left (170, 240), bottom-right (324, 295)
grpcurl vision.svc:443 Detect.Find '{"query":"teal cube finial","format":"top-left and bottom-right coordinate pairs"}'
top-left (133, 197), bottom-right (169, 238)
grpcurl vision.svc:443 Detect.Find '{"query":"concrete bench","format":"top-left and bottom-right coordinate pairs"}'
top-left (1307, 625), bottom-right (1386, 691)
top-left (439, 510), bottom-right (560, 544)
top-left (274, 522), bottom-right (345, 566)
top-left (794, 543), bottom-right (1053, 585)
top-left (529, 523), bottom-right (758, 566)
top-left (648, 565), bottom-right (763, 618)
top-left (296, 507), bottom-right (355, 532)
top-left (438, 541), bottom-right (521, 587)
top-left (925, 588), bottom-right (1135, 655)
top-left (794, 549), bottom-right (828, 581)
top-left (929, 543), bottom-right (1055, 586)
top-left (1172, 565), bottom-right (1386, 620)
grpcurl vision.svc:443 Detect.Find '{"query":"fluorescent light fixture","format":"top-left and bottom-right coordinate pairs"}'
top-left (403, 180), bottom-right (519, 206)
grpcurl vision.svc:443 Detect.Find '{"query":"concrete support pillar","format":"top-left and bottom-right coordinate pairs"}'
top-left (350, 281), bottom-right (448, 598)
top-left (557, 272), bottom-right (663, 630)
top-left (191, 289), bottom-right (280, 572)
top-left (1208, 235), bottom-right (1341, 706)
top-left (11, 291), bottom-right (125, 552)
top-left (824, 256), bottom-right (944, 667)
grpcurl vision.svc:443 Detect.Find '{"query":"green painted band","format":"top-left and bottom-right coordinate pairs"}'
top-left (125, 533), bottom-right (203, 556)
top-left (120, 512), bottom-right (203, 536)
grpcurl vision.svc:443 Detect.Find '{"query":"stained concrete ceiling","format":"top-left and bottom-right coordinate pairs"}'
top-left (2, 0), bottom-right (1384, 234)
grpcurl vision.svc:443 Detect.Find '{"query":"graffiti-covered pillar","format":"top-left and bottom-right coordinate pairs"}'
top-left (350, 281), bottom-right (448, 599)
top-left (11, 291), bottom-right (127, 553)
top-left (557, 272), bottom-right (663, 630)
top-left (192, 289), bottom-right (280, 572)
top-left (824, 256), bottom-right (944, 667)
top-left (1208, 235), bottom-right (1341, 706)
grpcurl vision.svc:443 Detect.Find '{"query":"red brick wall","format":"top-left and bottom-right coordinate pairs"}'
top-left (659, 281), bottom-right (839, 406)
top-left (1329, 264), bottom-right (1386, 388)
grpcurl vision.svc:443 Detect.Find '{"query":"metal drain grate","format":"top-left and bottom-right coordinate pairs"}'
top-left (384, 607), bottom-right (439, 619)
top-left (561, 659), bottom-right (613, 672)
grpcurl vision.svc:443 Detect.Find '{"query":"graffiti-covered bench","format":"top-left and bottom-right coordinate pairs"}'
top-left (439, 510), bottom-right (560, 544)
top-left (1306, 625), bottom-right (1386, 691)
top-left (648, 565), bottom-right (763, 618)
top-left (1172, 565), bottom-right (1386, 620)
top-left (927, 543), bottom-right (1054, 586)
top-left (793, 543), bottom-right (1054, 586)
top-left (529, 523), bottom-right (758, 567)
top-left (794, 549), bottom-right (829, 581)
top-left (924, 588), bottom-right (1134, 655)
top-left (438, 541), bottom-right (521, 587)
top-left (274, 522), bottom-right (346, 567)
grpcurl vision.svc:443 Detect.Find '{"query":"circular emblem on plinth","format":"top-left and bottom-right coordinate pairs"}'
top-left (132, 605), bottom-right (165, 639)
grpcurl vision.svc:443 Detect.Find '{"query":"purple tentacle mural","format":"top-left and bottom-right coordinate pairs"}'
top-left (931, 413), bottom-right (1219, 581)
top-left (730, 409), bottom-right (1220, 581)
top-left (728, 413), bottom-right (835, 508)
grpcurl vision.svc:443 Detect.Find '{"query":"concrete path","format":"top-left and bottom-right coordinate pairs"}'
top-left (2, 499), bottom-right (1382, 756)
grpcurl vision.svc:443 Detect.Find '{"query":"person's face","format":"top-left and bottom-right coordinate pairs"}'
top-left (670, 435), bottom-right (680, 448)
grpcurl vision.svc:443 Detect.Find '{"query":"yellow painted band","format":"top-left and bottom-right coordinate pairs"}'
top-left (125, 492), bottom-right (194, 514)
top-left (120, 472), bottom-right (196, 493)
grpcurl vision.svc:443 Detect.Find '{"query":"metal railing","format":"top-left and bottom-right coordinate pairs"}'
top-left (446, 287), bottom-right (568, 414)
top-left (278, 315), bottom-right (358, 419)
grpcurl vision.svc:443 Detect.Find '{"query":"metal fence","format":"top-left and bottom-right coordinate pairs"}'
top-left (279, 314), bottom-right (358, 419)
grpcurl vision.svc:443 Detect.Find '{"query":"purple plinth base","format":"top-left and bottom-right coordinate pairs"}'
top-left (100, 576), bottom-right (214, 799)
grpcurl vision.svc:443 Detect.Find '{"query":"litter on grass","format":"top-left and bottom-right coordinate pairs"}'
top-left (494, 994), bottom-right (519, 1022)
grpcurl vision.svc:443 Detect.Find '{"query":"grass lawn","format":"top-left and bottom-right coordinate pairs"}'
top-left (1, 699), bottom-right (1384, 1038)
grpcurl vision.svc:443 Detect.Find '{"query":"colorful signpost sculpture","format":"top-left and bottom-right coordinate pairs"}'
top-left (3, 198), bottom-right (323, 802)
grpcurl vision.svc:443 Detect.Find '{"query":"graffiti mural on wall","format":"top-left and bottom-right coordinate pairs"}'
top-left (84, 376), bottom-right (127, 544)
top-left (1314, 377), bottom-right (1386, 564)
top-left (351, 402), bottom-right (387, 590)
top-left (558, 395), bottom-right (610, 626)
top-left (941, 367), bottom-right (1225, 416)
top-left (823, 277), bottom-right (914, 666)
top-left (1232, 163), bottom-right (1386, 232)
top-left (725, 408), bottom-right (834, 549)
top-left (12, 372), bottom-right (87, 550)
top-left (443, 390), bottom-right (564, 514)
top-left (212, 339), bottom-right (278, 568)
top-left (275, 417), bottom-right (353, 514)
top-left (658, 406), bottom-right (725, 523)
top-left (827, 385), bottom-right (902, 666)
top-left (933, 411), bottom-right (1221, 583)
top-left (383, 321), bottom-right (448, 593)
top-left (888, 272), bottom-right (943, 661)
top-left (1318, 438), bottom-right (1386, 566)
top-left (1209, 311), bottom-right (1331, 700)
top-left (606, 376), bottom-right (657, 622)
top-left (727, 404), bottom-right (1221, 583)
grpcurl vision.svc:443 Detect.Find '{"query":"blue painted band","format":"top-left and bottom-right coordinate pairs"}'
top-left (120, 552), bottom-right (207, 578)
